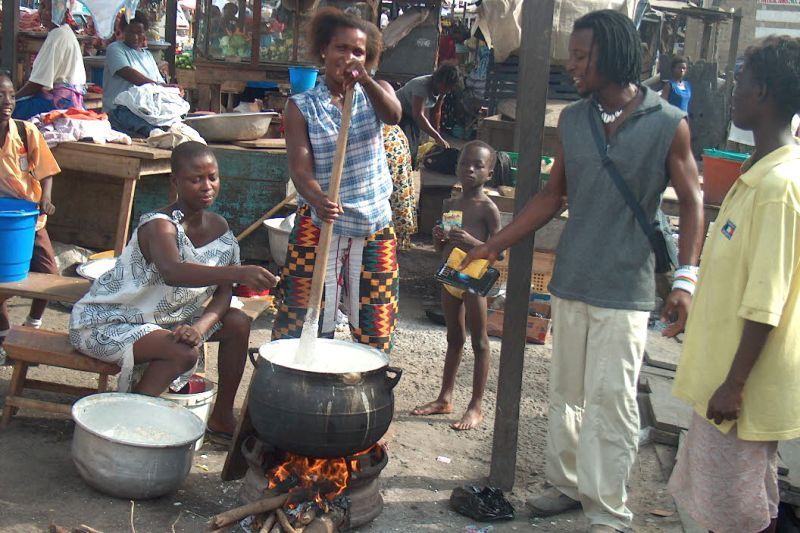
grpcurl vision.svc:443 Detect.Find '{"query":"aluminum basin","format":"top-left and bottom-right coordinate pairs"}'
top-left (71, 393), bottom-right (205, 499)
top-left (183, 112), bottom-right (278, 142)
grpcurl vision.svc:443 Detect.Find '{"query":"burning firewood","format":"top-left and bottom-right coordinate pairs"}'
top-left (257, 512), bottom-right (276, 533)
top-left (275, 508), bottom-right (297, 533)
top-left (294, 506), bottom-right (317, 526)
top-left (265, 474), bottom-right (299, 497)
top-left (209, 493), bottom-right (289, 530)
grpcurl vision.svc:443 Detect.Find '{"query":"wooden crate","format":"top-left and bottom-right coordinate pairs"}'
top-left (487, 301), bottom-right (552, 344)
top-left (477, 114), bottom-right (516, 152)
top-left (494, 250), bottom-right (555, 292)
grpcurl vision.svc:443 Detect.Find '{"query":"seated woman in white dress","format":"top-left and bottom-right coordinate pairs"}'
top-left (70, 142), bottom-right (277, 439)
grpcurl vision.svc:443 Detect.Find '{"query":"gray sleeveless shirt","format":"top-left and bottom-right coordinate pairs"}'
top-left (549, 86), bottom-right (685, 311)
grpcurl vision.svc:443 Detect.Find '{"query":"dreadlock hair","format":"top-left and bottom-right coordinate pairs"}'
top-left (744, 35), bottom-right (800, 120)
top-left (573, 10), bottom-right (642, 86)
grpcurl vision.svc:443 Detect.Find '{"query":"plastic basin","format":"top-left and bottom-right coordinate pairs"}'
top-left (702, 149), bottom-right (748, 205)
top-left (289, 66), bottom-right (319, 94)
top-left (0, 198), bottom-right (39, 282)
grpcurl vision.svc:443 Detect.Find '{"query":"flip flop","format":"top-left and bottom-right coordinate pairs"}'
top-left (205, 429), bottom-right (234, 446)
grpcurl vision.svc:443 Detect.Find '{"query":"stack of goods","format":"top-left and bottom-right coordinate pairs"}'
top-left (19, 9), bottom-right (44, 31)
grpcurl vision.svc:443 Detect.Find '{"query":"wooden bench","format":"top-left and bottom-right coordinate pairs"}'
top-left (0, 272), bottom-right (274, 426)
top-left (1, 326), bottom-right (120, 428)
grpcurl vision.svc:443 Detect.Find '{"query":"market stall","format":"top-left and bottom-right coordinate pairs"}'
top-left (190, 0), bottom-right (336, 111)
top-left (46, 142), bottom-right (173, 256)
top-left (188, 0), bottom-right (441, 111)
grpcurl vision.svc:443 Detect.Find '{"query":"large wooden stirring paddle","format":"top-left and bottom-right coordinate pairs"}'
top-left (302, 87), bottom-right (355, 339)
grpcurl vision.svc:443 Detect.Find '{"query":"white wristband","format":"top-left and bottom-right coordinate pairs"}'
top-left (672, 265), bottom-right (699, 295)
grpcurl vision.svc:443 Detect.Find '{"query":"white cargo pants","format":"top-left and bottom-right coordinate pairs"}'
top-left (545, 296), bottom-right (649, 530)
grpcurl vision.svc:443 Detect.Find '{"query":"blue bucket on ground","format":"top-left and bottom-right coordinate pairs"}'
top-left (0, 198), bottom-right (39, 282)
top-left (288, 66), bottom-right (318, 94)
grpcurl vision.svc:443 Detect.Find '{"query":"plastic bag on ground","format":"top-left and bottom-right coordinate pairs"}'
top-left (449, 486), bottom-right (515, 522)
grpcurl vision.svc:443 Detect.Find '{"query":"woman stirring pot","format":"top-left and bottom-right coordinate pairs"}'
top-left (272, 7), bottom-right (402, 353)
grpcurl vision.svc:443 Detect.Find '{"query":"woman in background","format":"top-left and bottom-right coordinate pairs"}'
top-left (396, 63), bottom-right (461, 162)
top-left (661, 56), bottom-right (692, 112)
top-left (14, 0), bottom-right (85, 119)
top-left (384, 124), bottom-right (417, 250)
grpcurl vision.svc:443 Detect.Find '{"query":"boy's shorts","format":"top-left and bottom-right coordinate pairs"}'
top-left (443, 284), bottom-right (464, 300)
top-left (31, 228), bottom-right (59, 275)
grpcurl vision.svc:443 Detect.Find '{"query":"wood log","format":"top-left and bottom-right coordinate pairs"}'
top-left (209, 493), bottom-right (289, 529)
top-left (301, 517), bottom-right (337, 533)
top-left (275, 509), bottom-right (297, 533)
top-left (258, 513), bottom-right (276, 533)
top-left (48, 525), bottom-right (70, 533)
top-left (268, 526), bottom-right (281, 533)
top-left (295, 507), bottom-right (316, 526)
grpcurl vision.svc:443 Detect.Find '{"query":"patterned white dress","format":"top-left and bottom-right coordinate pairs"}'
top-left (69, 211), bottom-right (240, 391)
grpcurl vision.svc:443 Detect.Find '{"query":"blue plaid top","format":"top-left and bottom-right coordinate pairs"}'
top-left (291, 81), bottom-right (392, 237)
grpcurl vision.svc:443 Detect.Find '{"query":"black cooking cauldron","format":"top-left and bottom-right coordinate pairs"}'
top-left (248, 339), bottom-right (402, 458)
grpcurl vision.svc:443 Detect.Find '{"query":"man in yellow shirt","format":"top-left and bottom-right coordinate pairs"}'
top-left (669, 36), bottom-right (800, 533)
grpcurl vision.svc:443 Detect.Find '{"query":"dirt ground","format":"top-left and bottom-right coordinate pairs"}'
top-left (0, 241), bottom-right (685, 533)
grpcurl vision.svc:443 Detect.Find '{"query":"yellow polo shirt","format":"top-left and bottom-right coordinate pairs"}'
top-left (673, 143), bottom-right (800, 441)
top-left (0, 120), bottom-right (60, 230)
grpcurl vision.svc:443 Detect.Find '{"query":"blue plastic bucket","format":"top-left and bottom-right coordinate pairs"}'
top-left (0, 198), bottom-right (39, 282)
top-left (288, 66), bottom-right (318, 94)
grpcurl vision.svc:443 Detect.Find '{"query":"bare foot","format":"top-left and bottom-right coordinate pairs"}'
top-left (451, 407), bottom-right (482, 430)
top-left (207, 412), bottom-right (237, 435)
top-left (411, 399), bottom-right (453, 416)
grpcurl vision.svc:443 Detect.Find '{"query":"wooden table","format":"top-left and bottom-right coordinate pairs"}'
top-left (50, 142), bottom-right (173, 255)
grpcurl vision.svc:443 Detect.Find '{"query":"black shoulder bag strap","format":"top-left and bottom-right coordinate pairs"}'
top-left (586, 106), bottom-right (665, 260)
top-left (14, 120), bottom-right (28, 154)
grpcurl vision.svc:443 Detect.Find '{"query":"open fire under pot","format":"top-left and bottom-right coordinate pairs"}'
top-left (239, 339), bottom-right (402, 531)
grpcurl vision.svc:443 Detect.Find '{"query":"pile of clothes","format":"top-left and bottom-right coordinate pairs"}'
top-left (30, 108), bottom-right (132, 147)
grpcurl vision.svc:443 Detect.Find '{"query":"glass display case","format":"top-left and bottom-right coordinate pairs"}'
top-left (193, 0), bottom-right (378, 68)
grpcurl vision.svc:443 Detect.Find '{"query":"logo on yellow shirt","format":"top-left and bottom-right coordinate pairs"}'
top-left (721, 219), bottom-right (736, 240)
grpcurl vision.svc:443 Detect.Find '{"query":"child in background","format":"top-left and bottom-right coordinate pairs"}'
top-left (0, 70), bottom-right (61, 363)
top-left (411, 140), bottom-right (501, 430)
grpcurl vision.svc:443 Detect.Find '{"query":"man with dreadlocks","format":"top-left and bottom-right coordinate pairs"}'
top-left (463, 10), bottom-right (703, 531)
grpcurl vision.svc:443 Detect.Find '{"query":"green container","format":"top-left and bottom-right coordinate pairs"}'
top-left (702, 148), bottom-right (749, 162)
top-left (503, 154), bottom-right (553, 187)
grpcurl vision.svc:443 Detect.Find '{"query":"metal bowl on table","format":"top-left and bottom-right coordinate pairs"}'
top-left (71, 393), bottom-right (205, 499)
top-left (183, 112), bottom-right (278, 143)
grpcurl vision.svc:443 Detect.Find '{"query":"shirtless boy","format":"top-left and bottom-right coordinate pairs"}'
top-left (411, 140), bottom-right (501, 430)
